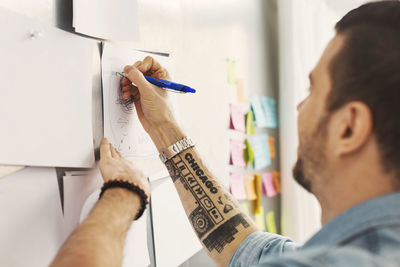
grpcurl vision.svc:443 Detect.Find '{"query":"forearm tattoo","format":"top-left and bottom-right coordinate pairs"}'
top-left (165, 152), bottom-right (250, 253)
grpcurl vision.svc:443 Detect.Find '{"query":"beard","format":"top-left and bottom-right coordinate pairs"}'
top-left (293, 158), bottom-right (312, 192)
top-left (293, 114), bottom-right (330, 193)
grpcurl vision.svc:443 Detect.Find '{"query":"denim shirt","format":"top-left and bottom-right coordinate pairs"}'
top-left (229, 192), bottom-right (400, 267)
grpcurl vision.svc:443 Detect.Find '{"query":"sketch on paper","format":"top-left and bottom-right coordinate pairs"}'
top-left (102, 43), bottom-right (173, 159)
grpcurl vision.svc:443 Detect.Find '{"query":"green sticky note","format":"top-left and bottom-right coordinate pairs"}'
top-left (245, 111), bottom-right (255, 135)
top-left (244, 139), bottom-right (254, 166)
top-left (255, 206), bottom-right (266, 231)
top-left (227, 59), bottom-right (237, 85)
top-left (266, 210), bottom-right (277, 234)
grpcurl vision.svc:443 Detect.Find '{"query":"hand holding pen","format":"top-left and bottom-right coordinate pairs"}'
top-left (121, 56), bottom-right (183, 135)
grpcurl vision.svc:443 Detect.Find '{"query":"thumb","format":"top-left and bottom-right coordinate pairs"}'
top-left (124, 66), bottom-right (152, 92)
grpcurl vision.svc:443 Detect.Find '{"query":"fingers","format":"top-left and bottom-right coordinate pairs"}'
top-left (121, 77), bottom-right (131, 86)
top-left (110, 143), bottom-right (120, 158)
top-left (121, 84), bottom-right (140, 100)
top-left (100, 138), bottom-right (111, 160)
top-left (123, 66), bottom-right (151, 93)
top-left (138, 56), bottom-right (163, 74)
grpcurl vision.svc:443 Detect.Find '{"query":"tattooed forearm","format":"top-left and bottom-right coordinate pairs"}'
top-left (164, 149), bottom-right (258, 266)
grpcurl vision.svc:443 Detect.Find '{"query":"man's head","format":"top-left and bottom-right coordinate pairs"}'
top-left (293, 1), bottom-right (400, 195)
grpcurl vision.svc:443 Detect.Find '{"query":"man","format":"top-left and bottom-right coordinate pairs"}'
top-left (52, 1), bottom-right (400, 266)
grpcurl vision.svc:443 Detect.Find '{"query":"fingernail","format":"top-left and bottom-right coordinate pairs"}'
top-left (124, 65), bottom-right (133, 73)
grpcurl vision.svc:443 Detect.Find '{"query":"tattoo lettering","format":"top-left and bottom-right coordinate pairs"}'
top-left (184, 153), bottom-right (218, 194)
top-left (202, 213), bottom-right (250, 253)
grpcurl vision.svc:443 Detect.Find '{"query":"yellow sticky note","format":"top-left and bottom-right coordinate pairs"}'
top-left (273, 171), bottom-right (281, 193)
top-left (240, 202), bottom-right (250, 215)
top-left (253, 174), bottom-right (262, 214)
top-left (266, 210), bottom-right (277, 234)
top-left (245, 174), bottom-right (257, 200)
top-left (255, 206), bottom-right (266, 231)
top-left (227, 59), bottom-right (237, 85)
top-left (236, 78), bottom-right (248, 103)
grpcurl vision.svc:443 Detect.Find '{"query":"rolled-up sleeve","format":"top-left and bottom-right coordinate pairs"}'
top-left (228, 232), bottom-right (298, 267)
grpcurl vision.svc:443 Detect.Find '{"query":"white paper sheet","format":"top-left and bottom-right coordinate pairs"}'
top-left (62, 169), bottom-right (103, 240)
top-left (73, 0), bottom-right (139, 41)
top-left (102, 43), bottom-right (170, 159)
top-left (0, 167), bottom-right (64, 266)
top-left (0, 7), bottom-right (95, 168)
top-left (80, 190), bottom-right (150, 267)
top-left (151, 178), bottom-right (202, 267)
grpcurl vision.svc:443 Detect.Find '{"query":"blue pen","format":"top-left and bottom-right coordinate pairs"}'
top-left (117, 72), bottom-right (196, 93)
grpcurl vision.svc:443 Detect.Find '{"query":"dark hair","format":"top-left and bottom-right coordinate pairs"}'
top-left (328, 1), bottom-right (400, 176)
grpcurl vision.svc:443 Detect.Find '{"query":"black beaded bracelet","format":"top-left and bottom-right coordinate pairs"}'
top-left (99, 180), bottom-right (149, 221)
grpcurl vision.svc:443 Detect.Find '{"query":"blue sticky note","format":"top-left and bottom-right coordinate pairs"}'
top-left (251, 134), bottom-right (271, 170)
top-left (262, 97), bottom-right (277, 128)
top-left (250, 96), bottom-right (268, 128)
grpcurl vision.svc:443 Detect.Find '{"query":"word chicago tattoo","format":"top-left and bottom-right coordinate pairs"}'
top-left (184, 153), bottom-right (218, 194)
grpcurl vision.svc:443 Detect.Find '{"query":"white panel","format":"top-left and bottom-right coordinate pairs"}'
top-left (0, 7), bottom-right (95, 168)
top-left (0, 167), bottom-right (63, 267)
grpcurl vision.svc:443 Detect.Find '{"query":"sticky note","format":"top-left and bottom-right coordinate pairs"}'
top-left (262, 172), bottom-right (278, 197)
top-left (236, 78), bottom-right (248, 103)
top-left (230, 104), bottom-right (245, 132)
top-left (255, 206), bottom-right (266, 231)
top-left (227, 58), bottom-right (237, 85)
top-left (266, 210), bottom-right (277, 234)
top-left (261, 96), bottom-right (278, 128)
top-left (251, 134), bottom-right (271, 170)
top-left (245, 174), bottom-right (257, 200)
top-left (240, 202), bottom-right (250, 215)
top-left (268, 136), bottom-right (276, 158)
top-left (253, 174), bottom-right (262, 214)
top-left (230, 139), bottom-right (246, 167)
top-left (245, 111), bottom-right (255, 135)
top-left (244, 139), bottom-right (254, 167)
top-left (229, 172), bottom-right (247, 200)
top-left (273, 171), bottom-right (281, 193)
top-left (250, 96), bottom-right (268, 128)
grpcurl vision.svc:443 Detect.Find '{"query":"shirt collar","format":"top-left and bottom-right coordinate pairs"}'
top-left (303, 192), bottom-right (400, 248)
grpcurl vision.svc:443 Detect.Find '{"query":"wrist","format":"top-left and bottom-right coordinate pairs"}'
top-left (148, 122), bottom-right (186, 151)
top-left (102, 188), bottom-right (141, 218)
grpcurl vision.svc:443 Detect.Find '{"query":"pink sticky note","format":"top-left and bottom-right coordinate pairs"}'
top-left (230, 104), bottom-right (245, 132)
top-left (229, 172), bottom-right (247, 200)
top-left (230, 139), bottom-right (246, 167)
top-left (262, 172), bottom-right (278, 197)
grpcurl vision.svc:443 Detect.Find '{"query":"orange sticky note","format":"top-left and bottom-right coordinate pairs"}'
top-left (236, 78), bottom-right (248, 103)
top-left (268, 136), bottom-right (276, 158)
top-left (245, 174), bottom-right (257, 200)
top-left (273, 171), bottom-right (281, 193)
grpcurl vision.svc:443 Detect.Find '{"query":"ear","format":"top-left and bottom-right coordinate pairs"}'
top-left (331, 101), bottom-right (373, 156)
